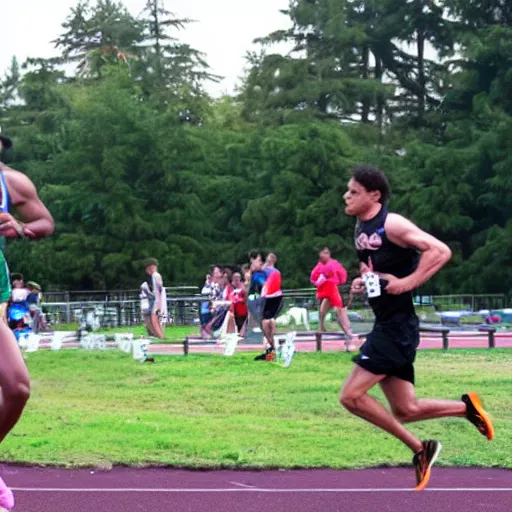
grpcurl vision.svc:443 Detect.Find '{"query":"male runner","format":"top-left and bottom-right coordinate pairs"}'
top-left (247, 250), bottom-right (283, 361)
top-left (341, 165), bottom-right (494, 491)
top-left (0, 132), bottom-right (55, 510)
top-left (310, 247), bottom-right (358, 350)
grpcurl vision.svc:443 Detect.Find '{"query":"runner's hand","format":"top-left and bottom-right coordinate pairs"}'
top-left (0, 213), bottom-right (25, 238)
top-left (350, 277), bottom-right (365, 294)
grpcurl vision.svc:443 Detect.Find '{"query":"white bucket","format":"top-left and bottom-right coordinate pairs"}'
top-left (132, 338), bottom-right (150, 362)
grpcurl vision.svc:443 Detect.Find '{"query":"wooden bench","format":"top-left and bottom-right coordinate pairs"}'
top-left (184, 324), bottom-right (499, 355)
top-left (419, 324), bottom-right (451, 350)
top-left (478, 325), bottom-right (497, 348)
top-left (314, 324), bottom-right (498, 351)
top-left (183, 335), bottom-right (217, 355)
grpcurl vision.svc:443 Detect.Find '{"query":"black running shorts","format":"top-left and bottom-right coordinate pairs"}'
top-left (262, 296), bottom-right (284, 320)
top-left (353, 314), bottom-right (420, 385)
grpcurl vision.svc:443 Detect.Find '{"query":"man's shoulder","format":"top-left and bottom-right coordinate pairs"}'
top-left (1, 166), bottom-right (35, 204)
top-left (384, 211), bottom-right (409, 220)
top-left (383, 212), bottom-right (411, 228)
top-left (1, 165), bottom-right (24, 179)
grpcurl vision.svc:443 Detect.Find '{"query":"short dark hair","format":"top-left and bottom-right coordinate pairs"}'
top-left (11, 273), bottom-right (23, 282)
top-left (249, 249), bottom-right (267, 262)
top-left (352, 165), bottom-right (390, 204)
top-left (143, 258), bottom-right (158, 268)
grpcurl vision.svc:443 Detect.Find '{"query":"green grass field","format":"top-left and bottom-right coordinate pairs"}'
top-left (53, 321), bottom-right (371, 342)
top-left (3, 349), bottom-right (511, 470)
top-left (54, 324), bottom-right (197, 342)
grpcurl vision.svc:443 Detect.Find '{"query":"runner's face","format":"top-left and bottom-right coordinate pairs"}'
top-left (344, 178), bottom-right (379, 216)
top-left (232, 273), bottom-right (241, 287)
top-left (319, 249), bottom-right (330, 263)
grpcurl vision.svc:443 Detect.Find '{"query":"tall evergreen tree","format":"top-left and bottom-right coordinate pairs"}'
top-left (136, 0), bottom-right (220, 101)
top-left (241, 0), bottom-right (391, 124)
top-left (53, 0), bottom-right (143, 78)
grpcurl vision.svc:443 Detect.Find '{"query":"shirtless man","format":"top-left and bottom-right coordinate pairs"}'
top-left (0, 133), bottom-right (55, 510)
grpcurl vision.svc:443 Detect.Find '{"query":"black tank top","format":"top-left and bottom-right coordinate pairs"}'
top-left (355, 205), bottom-right (419, 322)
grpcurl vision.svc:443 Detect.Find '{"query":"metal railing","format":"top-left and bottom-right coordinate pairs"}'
top-left (39, 288), bottom-right (508, 329)
top-left (43, 297), bottom-right (202, 327)
top-left (414, 294), bottom-right (506, 311)
top-left (42, 287), bottom-right (200, 304)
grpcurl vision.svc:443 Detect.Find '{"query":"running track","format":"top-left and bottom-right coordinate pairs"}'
top-left (20, 332), bottom-right (512, 510)
top-left (149, 332), bottom-right (512, 355)
top-left (6, 465), bottom-right (512, 512)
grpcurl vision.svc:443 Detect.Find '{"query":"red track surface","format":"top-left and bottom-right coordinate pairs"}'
top-left (6, 465), bottom-right (512, 512)
top-left (14, 332), bottom-right (512, 510)
top-left (149, 332), bottom-right (512, 355)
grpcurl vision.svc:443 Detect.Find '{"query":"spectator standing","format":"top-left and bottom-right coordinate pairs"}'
top-left (140, 258), bottom-right (166, 339)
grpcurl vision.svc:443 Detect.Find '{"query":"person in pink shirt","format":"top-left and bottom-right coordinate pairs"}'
top-left (310, 247), bottom-right (357, 349)
top-left (228, 272), bottom-right (248, 334)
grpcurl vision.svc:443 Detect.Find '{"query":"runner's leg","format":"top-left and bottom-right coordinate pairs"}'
top-left (0, 319), bottom-right (30, 443)
top-left (380, 376), bottom-right (466, 423)
top-left (261, 319), bottom-right (275, 350)
top-left (340, 365), bottom-right (423, 453)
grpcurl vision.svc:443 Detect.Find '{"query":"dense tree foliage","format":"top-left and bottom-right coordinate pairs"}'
top-left (0, 0), bottom-right (510, 298)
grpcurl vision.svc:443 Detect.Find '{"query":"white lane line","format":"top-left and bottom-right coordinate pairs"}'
top-left (228, 482), bottom-right (256, 488)
top-left (10, 488), bottom-right (512, 493)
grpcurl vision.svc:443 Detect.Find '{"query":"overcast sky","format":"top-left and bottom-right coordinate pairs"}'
top-left (2, 0), bottom-right (290, 97)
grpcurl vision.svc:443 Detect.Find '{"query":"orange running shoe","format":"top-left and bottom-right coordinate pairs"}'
top-left (413, 440), bottom-right (442, 491)
top-left (265, 350), bottom-right (275, 362)
top-left (462, 393), bottom-right (495, 441)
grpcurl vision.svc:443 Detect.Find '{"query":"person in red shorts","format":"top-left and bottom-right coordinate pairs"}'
top-left (310, 247), bottom-right (358, 350)
top-left (229, 271), bottom-right (248, 334)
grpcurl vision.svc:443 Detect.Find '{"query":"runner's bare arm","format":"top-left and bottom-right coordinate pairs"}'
top-left (1, 170), bottom-right (54, 239)
top-left (381, 213), bottom-right (451, 293)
